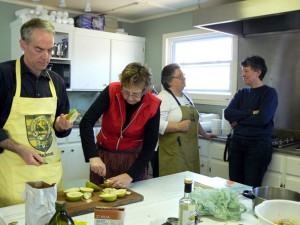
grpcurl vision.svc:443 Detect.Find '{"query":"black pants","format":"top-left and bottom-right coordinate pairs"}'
top-left (151, 149), bottom-right (159, 178)
top-left (229, 136), bottom-right (273, 187)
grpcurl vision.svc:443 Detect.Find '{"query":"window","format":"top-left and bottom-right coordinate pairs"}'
top-left (163, 29), bottom-right (238, 106)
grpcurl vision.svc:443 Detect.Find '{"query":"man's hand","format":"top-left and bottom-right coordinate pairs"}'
top-left (0, 139), bottom-right (43, 166)
top-left (54, 114), bottom-right (75, 132)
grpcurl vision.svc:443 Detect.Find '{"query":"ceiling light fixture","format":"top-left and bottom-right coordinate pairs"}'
top-left (85, 0), bottom-right (92, 12)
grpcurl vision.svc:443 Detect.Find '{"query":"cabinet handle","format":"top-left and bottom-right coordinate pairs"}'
top-left (209, 167), bottom-right (211, 173)
top-left (200, 164), bottom-right (204, 168)
top-left (61, 150), bottom-right (64, 153)
top-left (71, 149), bottom-right (74, 152)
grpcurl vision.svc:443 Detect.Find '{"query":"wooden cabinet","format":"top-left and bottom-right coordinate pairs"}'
top-left (71, 28), bottom-right (145, 91)
top-left (71, 28), bottom-right (110, 90)
top-left (10, 19), bottom-right (145, 91)
top-left (110, 39), bottom-right (145, 82)
top-left (285, 156), bottom-right (300, 192)
top-left (10, 18), bottom-right (74, 61)
top-left (261, 153), bottom-right (285, 187)
top-left (199, 138), bottom-right (300, 192)
top-left (57, 128), bottom-right (89, 185)
top-left (198, 139), bottom-right (229, 179)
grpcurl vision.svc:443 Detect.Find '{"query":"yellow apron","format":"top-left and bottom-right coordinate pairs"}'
top-left (0, 59), bottom-right (63, 207)
top-left (159, 104), bottom-right (200, 176)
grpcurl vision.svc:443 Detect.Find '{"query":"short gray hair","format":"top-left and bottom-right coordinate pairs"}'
top-left (161, 63), bottom-right (181, 89)
top-left (20, 18), bottom-right (55, 43)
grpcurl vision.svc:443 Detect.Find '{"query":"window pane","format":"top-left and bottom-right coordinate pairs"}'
top-left (174, 36), bottom-right (232, 63)
top-left (182, 64), bottom-right (230, 93)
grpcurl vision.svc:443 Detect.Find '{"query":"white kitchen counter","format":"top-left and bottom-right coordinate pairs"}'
top-left (0, 171), bottom-right (259, 225)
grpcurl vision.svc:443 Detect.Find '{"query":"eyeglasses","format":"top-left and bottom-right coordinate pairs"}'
top-left (121, 89), bottom-right (145, 99)
top-left (172, 74), bottom-right (185, 79)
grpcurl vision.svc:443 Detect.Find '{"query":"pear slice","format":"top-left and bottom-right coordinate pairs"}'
top-left (86, 181), bottom-right (101, 191)
top-left (66, 191), bottom-right (83, 202)
top-left (66, 109), bottom-right (79, 123)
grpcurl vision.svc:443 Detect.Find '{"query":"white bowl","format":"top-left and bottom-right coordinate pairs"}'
top-left (255, 199), bottom-right (300, 225)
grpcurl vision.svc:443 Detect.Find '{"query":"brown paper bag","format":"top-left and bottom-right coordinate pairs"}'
top-left (24, 181), bottom-right (57, 225)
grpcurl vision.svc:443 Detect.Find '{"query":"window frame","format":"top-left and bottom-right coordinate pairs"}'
top-left (162, 29), bottom-right (238, 106)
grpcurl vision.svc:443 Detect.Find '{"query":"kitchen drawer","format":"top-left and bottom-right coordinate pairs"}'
top-left (210, 142), bottom-right (225, 160)
top-left (198, 139), bottom-right (209, 157)
top-left (267, 153), bottom-right (285, 173)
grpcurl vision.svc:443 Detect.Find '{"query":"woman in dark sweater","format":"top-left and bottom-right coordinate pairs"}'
top-left (224, 55), bottom-right (278, 188)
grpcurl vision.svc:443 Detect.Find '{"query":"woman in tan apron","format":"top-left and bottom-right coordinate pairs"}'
top-left (157, 63), bottom-right (215, 176)
top-left (0, 59), bottom-right (63, 207)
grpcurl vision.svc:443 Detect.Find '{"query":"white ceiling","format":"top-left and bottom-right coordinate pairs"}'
top-left (2, 0), bottom-right (244, 23)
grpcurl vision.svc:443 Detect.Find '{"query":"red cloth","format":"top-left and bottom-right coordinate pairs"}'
top-left (97, 82), bottom-right (161, 150)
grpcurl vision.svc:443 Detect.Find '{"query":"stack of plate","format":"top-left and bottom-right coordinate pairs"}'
top-left (222, 109), bottom-right (232, 135)
top-left (211, 119), bottom-right (222, 135)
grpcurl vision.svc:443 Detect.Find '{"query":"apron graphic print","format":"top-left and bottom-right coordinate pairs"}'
top-left (25, 114), bottom-right (53, 152)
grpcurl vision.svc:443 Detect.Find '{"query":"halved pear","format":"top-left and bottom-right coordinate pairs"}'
top-left (66, 191), bottom-right (83, 202)
top-left (115, 189), bottom-right (127, 198)
top-left (99, 193), bottom-right (117, 202)
top-left (80, 187), bottom-right (94, 193)
top-left (63, 187), bottom-right (80, 193)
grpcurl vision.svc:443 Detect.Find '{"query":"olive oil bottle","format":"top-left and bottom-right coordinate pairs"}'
top-left (48, 201), bottom-right (74, 225)
top-left (178, 178), bottom-right (196, 225)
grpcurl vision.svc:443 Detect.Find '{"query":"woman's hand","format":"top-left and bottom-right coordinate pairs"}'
top-left (89, 157), bottom-right (106, 177)
top-left (178, 120), bottom-right (191, 132)
top-left (108, 173), bottom-right (133, 188)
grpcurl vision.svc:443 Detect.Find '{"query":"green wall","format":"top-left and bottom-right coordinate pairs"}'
top-left (0, 2), bottom-right (224, 115)
top-left (0, 2), bottom-right (24, 62)
top-left (119, 12), bottom-right (196, 89)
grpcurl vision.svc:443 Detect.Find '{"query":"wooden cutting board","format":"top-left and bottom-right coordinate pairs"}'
top-left (57, 188), bottom-right (143, 216)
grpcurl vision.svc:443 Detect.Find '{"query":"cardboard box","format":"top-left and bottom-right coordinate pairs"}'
top-left (94, 207), bottom-right (125, 225)
top-left (101, 15), bottom-right (118, 28)
top-left (103, 26), bottom-right (116, 33)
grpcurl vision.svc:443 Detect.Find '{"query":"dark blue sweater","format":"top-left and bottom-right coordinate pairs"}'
top-left (224, 85), bottom-right (278, 138)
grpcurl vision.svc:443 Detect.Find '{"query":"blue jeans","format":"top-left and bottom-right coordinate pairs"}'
top-left (228, 136), bottom-right (273, 187)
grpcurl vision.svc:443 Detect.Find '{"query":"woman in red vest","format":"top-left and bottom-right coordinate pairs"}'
top-left (80, 62), bottom-right (161, 188)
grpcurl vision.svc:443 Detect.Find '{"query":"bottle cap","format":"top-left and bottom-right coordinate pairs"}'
top-left (184, 178), bottom-right (193, 184)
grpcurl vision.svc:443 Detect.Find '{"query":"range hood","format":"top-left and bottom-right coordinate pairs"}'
top-left (193, 0), bottom-right (300, 36)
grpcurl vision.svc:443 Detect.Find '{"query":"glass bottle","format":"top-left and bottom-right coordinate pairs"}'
top-left (48, 201), bottom-right (74, 225)
top-left (178, 178), bottom-right (196, 225)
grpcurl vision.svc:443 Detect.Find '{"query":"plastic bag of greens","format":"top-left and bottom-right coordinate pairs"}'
top-left (191, 187), bottom-right (247, 221)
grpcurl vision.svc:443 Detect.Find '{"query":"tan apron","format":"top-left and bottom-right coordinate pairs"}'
top-left (0, 59), bottom-right (63, 207)
top-left (159, 95), bottom-right (200, 176)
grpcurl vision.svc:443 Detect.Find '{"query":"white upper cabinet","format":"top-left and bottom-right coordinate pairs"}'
top-left (10, 19), bottom-right (145, 91)
top-left (71, 28), bottom-right (145, 91)
top-left (71, 28), bottom-right (110, 91)
top-left (110, 38), bottom-right (145, 83)
top-left (10, 18), bottom-right (74, 61)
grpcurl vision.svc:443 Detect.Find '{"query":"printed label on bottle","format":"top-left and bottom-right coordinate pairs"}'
top-left (182, 205), bottom-right (195, 225)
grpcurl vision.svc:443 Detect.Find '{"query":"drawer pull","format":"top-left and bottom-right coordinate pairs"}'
top-left (61, 150), bottom-right (65, 153)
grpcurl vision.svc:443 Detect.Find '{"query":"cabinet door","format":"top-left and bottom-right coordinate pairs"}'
top-left (110, 39), bottom-right (145, 83)
top-left (200, 156), bottom-right (209, 176)
top-left (285, 156), bottom-right (300, 192)
top-left (209, 142), bottom-right (229, 179)
top-left (71, 30), bottom-right (110, 90)
top-left (198, 139), bottom-right (210, 157)
top-left (209, 159), bottom-right (229, 179)
top-left (59, 143), bottom-right (89, 181)
top-left (262, 171), bottom-right (283, 187)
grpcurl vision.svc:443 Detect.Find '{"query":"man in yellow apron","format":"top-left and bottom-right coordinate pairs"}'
top-left (0, 18), bottom-right (73, 207)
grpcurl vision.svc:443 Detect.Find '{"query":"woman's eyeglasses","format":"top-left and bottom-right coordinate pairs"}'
top-left (172, 73), bottom-right (185, 79)
top-left (121, 89), bottom-right (145, 99)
